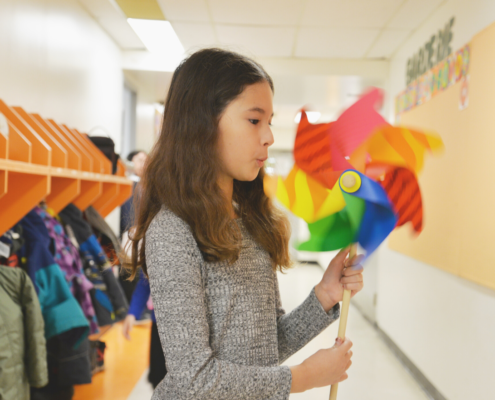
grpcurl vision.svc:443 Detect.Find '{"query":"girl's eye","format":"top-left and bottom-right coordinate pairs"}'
top-left (249, 119), bottom-right (259, 125)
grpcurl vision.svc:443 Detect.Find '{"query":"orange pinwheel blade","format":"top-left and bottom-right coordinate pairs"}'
top-left (368, 126), bottom-right (444, 174)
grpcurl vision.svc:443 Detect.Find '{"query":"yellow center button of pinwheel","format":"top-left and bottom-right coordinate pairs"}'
top-left (340, 171), bottom-right (361, 193)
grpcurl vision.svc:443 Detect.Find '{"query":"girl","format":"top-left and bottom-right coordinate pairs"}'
top-left (127, 48), bottom-right (364, 399)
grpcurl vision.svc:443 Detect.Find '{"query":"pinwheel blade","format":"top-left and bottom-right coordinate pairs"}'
top-left (330, 88), bottom-right (387, 156)
top-left (297, 170), bottom-right (398, 255)
top-left (341, 171), bottom-right (397, 255)
top-left (296, 211), bottom-right (356, 252)
top-left (367, 126), bottom-right (444, 174)
top-left (293, 112), bottom-right (345, 188)
top-left (380, 167), bottom-right (423, 233)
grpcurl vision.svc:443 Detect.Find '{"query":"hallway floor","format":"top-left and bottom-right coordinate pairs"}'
top-left (82, 264), bottom-right (430, 400)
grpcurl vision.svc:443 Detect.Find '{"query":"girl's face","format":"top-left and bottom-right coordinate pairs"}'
top-left (217, 81), bottom-right (274, 184)
top-left (132, 151), bottom-right (147, 177)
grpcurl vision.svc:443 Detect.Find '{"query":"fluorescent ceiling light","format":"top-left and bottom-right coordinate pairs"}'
top-left (127, 18), bottom-right (184, 56)
top-left (294, 111), bottom-right (321, 124)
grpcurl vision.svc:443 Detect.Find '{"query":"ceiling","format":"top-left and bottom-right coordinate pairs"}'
top-left (77, 0), bottom-right (445, 149)
top-left (78, 0), bottom-right (446, 59)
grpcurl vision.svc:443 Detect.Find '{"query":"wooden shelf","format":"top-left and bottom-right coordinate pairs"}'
top-left (0, 99), bottom-right (133, 235)
top-left (0, 160), bottom-right (132, 184)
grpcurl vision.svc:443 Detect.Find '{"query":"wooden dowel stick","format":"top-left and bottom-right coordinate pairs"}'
top-left (329, 244), bottom-right (357, 400)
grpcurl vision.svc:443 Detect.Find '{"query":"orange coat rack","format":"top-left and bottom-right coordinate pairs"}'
top-left (0, 99), bottom-right (133, 236)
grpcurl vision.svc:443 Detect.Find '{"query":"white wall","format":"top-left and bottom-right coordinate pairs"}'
top-left (383, 1), bottom-right (495, 399)
top-left (123, 70), bottom-right (173, 154)
top-left (0, 0), bottom-right (125, 233)
top-left (0, 0), bottom-right (124, 151)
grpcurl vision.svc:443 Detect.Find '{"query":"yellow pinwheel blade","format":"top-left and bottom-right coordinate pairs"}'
top-left (315, 180), bottom-right (346, 220)
top-left (265, 165), bottom-right (347, 224)
top-left (292, 169), bottom-right (315, 222)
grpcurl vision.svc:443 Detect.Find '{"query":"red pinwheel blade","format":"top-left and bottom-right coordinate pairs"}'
top-left (294, 88), bottom-right (388, 189)
top-left (293, 111), bottom-right (342, 188)
top-left (380, 167), bottom-right (423, 233)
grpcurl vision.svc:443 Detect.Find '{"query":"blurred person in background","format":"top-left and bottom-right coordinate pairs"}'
top-left (119, 151), bottom-right (148, 304)
top-left (121, 268), bottom-right (166, 389)
top-left (120, 150), bottom-right (147, 237)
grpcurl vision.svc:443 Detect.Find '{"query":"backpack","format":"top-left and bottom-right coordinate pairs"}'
top-left (88, 136), bottom-right (120, 174)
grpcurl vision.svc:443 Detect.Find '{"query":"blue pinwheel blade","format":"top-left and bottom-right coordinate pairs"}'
top-left (342, 171), bottom-right (398, 255)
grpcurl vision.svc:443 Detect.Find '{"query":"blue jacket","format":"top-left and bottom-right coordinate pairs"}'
top-left (18, 210), bottom-right (89, 348)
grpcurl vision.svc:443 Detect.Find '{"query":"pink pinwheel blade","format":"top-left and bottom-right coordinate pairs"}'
top-left (330, 88), bottom-right (388, 156)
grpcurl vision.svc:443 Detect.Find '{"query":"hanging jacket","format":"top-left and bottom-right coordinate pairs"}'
top-left (58, 204), bottom-right (93, 245)
top-left (0, 265), bottom-right (48, 400)
top-left (60, 204), bottom-right (128, 326)
top-left (0, 225), bottom-right (25, 268)
top-left (34, 207), bottom-right (98, 334)
top-left (79, 237), bottom-right (128, 326)
top-left (85, 206), bottom-right (121, 255)
top-left (18, 209), bottom-right (89, 348)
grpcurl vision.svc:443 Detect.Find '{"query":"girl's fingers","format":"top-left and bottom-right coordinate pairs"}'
top-left (342, 264), bottom-right (364, 276)
top-left (345, 254), bottom-right (364, 266)
top-left (333, 247), bottom-right (351, 267)
top-left (342, 281), bottom-right (363, 290)
top-left (343, 282), bottom-right (364, 291)
top-left (338, 373), bottom-right (348, 383)
top-left (341, 274), bottom-right (363, 284)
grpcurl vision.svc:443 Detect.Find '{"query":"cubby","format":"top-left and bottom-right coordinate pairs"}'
top-left (0, 99), bottom-right (133, 235)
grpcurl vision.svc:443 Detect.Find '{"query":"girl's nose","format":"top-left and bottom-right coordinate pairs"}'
top-left (263, 127), bottom-right (274, 147)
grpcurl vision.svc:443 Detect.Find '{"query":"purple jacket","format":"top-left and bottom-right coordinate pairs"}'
top-left (35, 207), bottom-right (98, 334)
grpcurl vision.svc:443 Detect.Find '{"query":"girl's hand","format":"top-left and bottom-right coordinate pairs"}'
top-left (290, 337), bottom-right (353, 393)
top-left (314, 247), bottom-right (364, 311)
top-left (122, 314), bottom-right (136, 340)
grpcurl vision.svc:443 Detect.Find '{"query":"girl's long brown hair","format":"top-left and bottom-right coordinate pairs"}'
top-left (125, 48), bottom-right (292, 279)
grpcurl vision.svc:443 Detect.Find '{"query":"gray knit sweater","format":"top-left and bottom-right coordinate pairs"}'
top-left (145, 209), bottom-right (340, 400)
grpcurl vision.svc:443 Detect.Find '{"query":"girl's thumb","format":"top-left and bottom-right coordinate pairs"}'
top-left (334, 337), bottom-right (344, 347)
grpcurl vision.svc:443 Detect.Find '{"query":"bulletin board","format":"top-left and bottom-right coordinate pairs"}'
top-left (389, 21), bottom-right (495, 291)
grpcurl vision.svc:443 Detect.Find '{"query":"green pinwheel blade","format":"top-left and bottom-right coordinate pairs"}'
top-left (296, 193), bottom-right (366, 252)
top-left (342, 192), bottom-right (366, 237)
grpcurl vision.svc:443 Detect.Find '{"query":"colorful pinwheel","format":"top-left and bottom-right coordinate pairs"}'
top-left (265, 88), bottom-right (443, 257)
top-left (264, 88), bottom-right (443, 400)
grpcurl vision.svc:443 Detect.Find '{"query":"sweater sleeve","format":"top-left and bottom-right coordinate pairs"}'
top-left (273, 272), bottom-right (340, 364)
top-left (146, 211), bottom-right (292, 400)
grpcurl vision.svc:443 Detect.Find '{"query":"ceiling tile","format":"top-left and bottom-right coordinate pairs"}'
top-left (366, 29), bottom-right (411, 58)
top-left (208, 0), bottom-right (305, 25)
top-left (302, 0), bottom-right (404, 28)
top-left (388, 0), bottom-right (444, 29)
top-left (157, 0), bottom-right (211, 22)
top-left (295, 27), bottom-right (381, 58)
top-left (98, 18), bottom-right (146, 49)
top-left (216, 25), bottom-right (296, 57)
top-left (77, 0), bottom-right (125, 19)
top-left (171, 22), bottom-right (217, 51)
